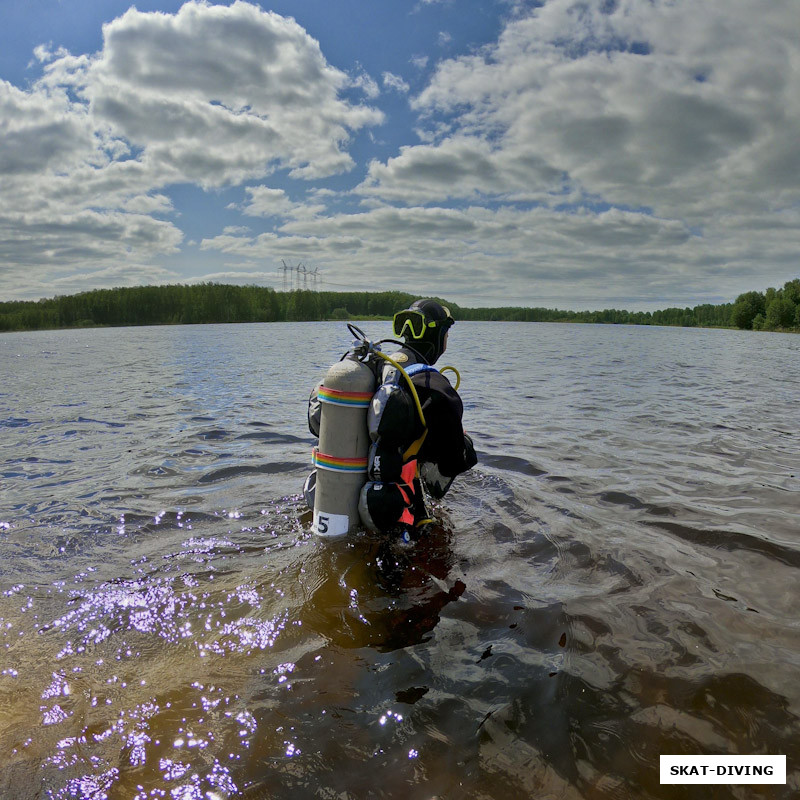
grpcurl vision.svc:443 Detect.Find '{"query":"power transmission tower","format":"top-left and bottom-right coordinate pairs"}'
top-left (280, 260), bottom-right (321, 291)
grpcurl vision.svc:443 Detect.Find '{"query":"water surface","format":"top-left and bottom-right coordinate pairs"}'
top-left (1, 321), bottom-right (798, 799)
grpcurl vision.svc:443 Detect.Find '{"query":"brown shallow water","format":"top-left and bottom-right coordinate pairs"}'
top-left (1, 321), bottom-right (798, 799)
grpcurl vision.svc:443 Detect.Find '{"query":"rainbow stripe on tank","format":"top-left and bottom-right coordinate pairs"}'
top-left (317, 386), bottom-right (373, 408)
top-left (312, 448), bottom-right (368, 473)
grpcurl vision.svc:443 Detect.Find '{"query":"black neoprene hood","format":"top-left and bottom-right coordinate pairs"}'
top-left (404, 299), bottom-right (454, 364)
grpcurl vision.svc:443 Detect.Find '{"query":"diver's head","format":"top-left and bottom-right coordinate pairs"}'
top-left (393, 299), bottom-right (454, 364)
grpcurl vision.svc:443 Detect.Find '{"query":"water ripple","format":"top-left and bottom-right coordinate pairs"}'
top-left (1, 322), bottom-right (799, 798)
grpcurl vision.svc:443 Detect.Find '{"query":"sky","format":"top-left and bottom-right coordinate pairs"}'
top-left (1, 0), bottom-right (798, 311)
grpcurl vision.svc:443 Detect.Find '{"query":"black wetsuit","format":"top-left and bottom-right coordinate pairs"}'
top-left (359, 346), bottom-right (477, 534)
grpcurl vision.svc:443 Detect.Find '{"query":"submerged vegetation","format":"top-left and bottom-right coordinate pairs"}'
top-left (1, 279), bottom-right (799, 333)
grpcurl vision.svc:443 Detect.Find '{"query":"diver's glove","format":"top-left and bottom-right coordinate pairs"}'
top-left (463, 432), bottom-right (478, 469)
top-left (419, 461), bottom-right (454, 499)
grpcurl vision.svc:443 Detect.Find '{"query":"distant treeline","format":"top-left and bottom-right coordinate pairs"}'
top-left (1, 279), bottom-right (799, 333)
top-left (0, 285), bottom-right (416, 331)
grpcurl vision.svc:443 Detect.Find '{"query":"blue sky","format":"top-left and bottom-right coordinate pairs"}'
top-left (1, 0), bottom-right (798, 310)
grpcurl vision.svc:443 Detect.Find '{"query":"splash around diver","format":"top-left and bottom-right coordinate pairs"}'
top-left (304, 301), bottom-right (477, 543)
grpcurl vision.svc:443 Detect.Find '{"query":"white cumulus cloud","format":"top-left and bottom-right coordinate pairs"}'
top-left (0, 1), bottom-right (382, 298)
top-left (405, 0), bottom-right (799, 220)
top-left (343, 0), bottom-right (800, 304)
top-left (382, 72), bottom-right (410, 93)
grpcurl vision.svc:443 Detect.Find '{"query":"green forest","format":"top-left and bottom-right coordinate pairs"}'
top-left (1, 279), bottom-right (799, 333)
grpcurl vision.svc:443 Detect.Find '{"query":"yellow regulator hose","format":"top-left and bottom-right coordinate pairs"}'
top-left (439, 366), bottom-right (461, 391)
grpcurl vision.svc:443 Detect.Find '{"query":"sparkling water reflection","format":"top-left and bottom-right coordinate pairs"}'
top-left (1, 322), bottom-right (799, 799)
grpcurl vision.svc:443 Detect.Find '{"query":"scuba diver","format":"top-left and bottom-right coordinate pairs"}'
top-left (306, 299), bottom-right (477, 541)
top-left (359, 299), bottom-right (477, 538)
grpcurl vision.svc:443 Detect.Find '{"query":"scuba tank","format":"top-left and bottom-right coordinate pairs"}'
top-left (306, 328), bottom-right (377, 536)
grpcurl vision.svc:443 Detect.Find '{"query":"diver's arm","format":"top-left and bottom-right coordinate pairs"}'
top-left (415, 373), bottom-right (478, 484)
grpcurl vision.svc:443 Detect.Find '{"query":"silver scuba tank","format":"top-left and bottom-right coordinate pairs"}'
top-left (311, 356), bottom-right (375, 536)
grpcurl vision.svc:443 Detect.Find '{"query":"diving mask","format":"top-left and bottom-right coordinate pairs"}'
top-left (393, 307), bottom-right (452, 340)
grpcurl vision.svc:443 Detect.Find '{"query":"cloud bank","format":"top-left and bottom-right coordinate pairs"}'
top-left (1, 1), bottom-right (381, 297)
top-left (2, 0), bottom-right (799, 308)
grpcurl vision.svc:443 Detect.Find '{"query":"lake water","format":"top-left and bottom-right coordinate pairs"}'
top-left (1, 321), bottom-right (798, 799)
